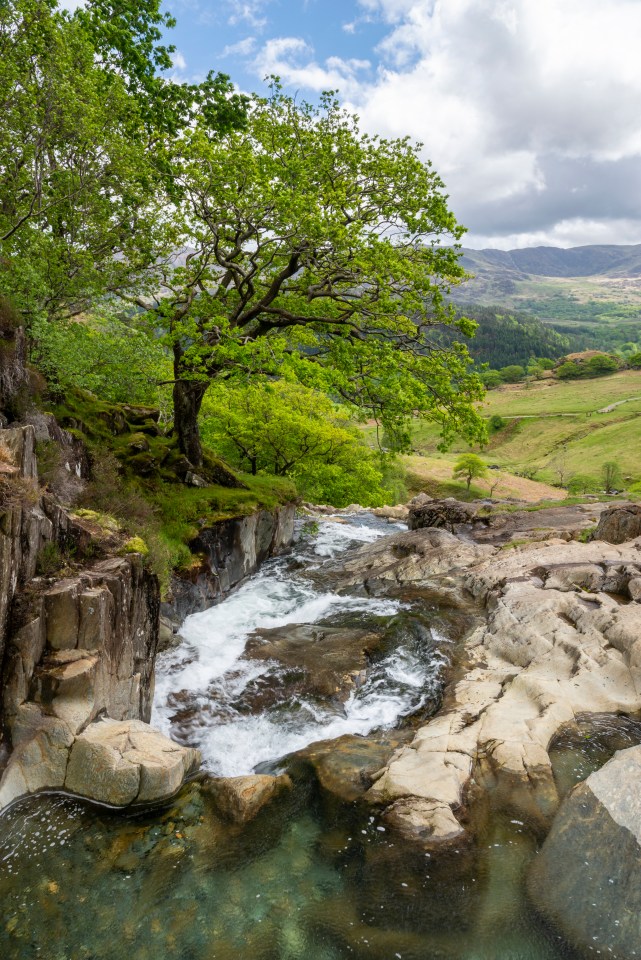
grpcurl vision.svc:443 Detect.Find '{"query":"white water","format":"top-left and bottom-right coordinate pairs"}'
top-left (153, 515), bottom-right (449, 777)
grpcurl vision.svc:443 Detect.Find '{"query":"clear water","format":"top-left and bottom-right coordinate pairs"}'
top-left (0, 514), bottom-right (634, 960)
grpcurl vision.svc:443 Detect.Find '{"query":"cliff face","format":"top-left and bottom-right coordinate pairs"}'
top-left (0, 422), bottom-right (296, 810)
top-left (0, 425), bottom-right (169, 808)
top-left (163, 504), bottom-right (296, 626)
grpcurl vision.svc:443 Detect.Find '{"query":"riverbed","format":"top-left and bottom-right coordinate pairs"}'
top-left (1, 514), bottom-right (638, 959)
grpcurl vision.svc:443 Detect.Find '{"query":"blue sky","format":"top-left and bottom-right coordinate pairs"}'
top-left (66, 1), bottom-right (641, 250)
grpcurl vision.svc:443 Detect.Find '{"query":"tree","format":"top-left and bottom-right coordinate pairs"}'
top-left (200, 381), bottom-right (393, 507)
top-left (499, 365), bottom-right (526, 383)
top-left (453, 453), bottom-right (488, 492)
top-left (141, 85), bottom-right (485, 468)
top-left (586, 354), bottom-right (619, 376)
top-left (556, 361), bottom-right (584, 380)
top-left (628, 352), bottom-right (641, 369)
top-left (0, 0), bottom-right (245, 321)
top-left (602, 461), bottom-right (623, 494)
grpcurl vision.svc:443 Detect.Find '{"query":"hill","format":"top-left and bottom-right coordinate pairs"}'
top-left (451, 244), bottom-right (641, 356)
top-left (445, 304), bottom-right (569, 368)
top-left (397, 369), bottom-right (641, 497)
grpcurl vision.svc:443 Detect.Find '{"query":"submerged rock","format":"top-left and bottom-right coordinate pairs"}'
top-left (528, 745), bottom-right (641, 960)
top-left (203, 773), bottom-right (291, 823)
top-left (245, 624), bottom-right (384, 702)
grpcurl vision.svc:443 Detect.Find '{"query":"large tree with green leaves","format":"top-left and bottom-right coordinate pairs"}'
top-left (0, 0), bottom-right (244, 321)
top-left (142, 85), bottom-right (485, 468)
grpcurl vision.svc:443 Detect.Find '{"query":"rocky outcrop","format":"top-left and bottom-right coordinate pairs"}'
top-left (0, 427), bottom-right (199, 812)
top-left (318, 523), bottom-right (641, 848)
top-left (162, 504), bottom-right (296, 627)
top-left (592, 502), bottom-right (641, 544)
top-left (0, 717), bottom-right (199, 809)
top-left (408, 497), bottom-right (484, 532)
top-left (528, 745), bottom-right (641, 960)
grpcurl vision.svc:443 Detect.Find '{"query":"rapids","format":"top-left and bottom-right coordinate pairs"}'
top-left (153, 514), bottom-right (449, 776)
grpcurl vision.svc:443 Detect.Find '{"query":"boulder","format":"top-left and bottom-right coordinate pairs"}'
top-left (64, 719), bottom-right (200, 807)
top-left (245, 624), bottom-right (384, 701)
top-left (528, 745), bottom-right (641, 960)
top-left (203, 773), bottom-right (291, 823)
top-left (592, 503), bottom-right (641, 544)
top-left (408, 497), bottom-right (483, 532)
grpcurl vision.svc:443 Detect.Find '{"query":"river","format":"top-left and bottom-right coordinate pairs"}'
top-left (0, 512), bottom-right (634, 960)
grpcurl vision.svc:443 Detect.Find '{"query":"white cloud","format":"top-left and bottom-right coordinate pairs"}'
top-left (255, 0), bottom-right (641, 246)
top-left (255, 38), bottom-right (370, 97)
top-left (221, 36), bottom-right (257, 58)
top-left (227, 1), bottom-right (271, 30)
top-left (173, 51), bottom-right (187, 72)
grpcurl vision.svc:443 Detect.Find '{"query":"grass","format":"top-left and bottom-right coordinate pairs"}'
top-left (362, 371), bottom-right (641, 500)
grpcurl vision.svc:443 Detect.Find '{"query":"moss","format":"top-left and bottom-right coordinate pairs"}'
top-left (122, 535), bottom-right (149, 556)
top-left (46, 388), bottom-right (297, 596)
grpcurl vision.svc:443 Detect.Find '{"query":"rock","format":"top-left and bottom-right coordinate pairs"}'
top-left (628, 576), bottom-right (641, 601)
top-left (162, 504), bottom-right (296, 625)
top-left (371, 505), bottom-right (409, 521)
top-left (593, 503), bottom-right (641, 544)
top-left (314, 527), bottom-right (493, 594)
top-left (245, 624), bottom-right (384, 701)
top-left (528, 745), bottom-right (641, 960)
top-left (382, 798), bottom-right (466, 850)
top-left (64, 719), bottom-right (200, 807)
top-left (363, 534), bottom-right (641, 847)
top-left (290, 732), bottom-right (412, 803)
top-left (408, 497), bottom-right (483, 532)
top-left (203, 773), bottom-right (291, 822)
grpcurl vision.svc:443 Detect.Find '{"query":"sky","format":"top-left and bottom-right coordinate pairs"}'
top-left (64, 0), bottom-right (641, 252)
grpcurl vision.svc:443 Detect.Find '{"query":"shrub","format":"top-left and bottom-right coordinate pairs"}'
top-left (489, 414), bottom-right (506, 431)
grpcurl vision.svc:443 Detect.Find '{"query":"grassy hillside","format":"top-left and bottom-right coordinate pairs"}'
top-left (388, 370), bottom-right (641, 496)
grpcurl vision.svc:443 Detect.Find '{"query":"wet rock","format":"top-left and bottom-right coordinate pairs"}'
top-left (528, 745), bottom-right (641, 960)
top-left (203, 773), bottom-right (291, 823)
top-left (290, 732), bottom-right (412, 803)
top-left (315, 527), bottom-right (493, 594)
top-left (64, 719), bottom-right (200, 807)
top-left (382, 798), bottom-right (466, 850)
top-left (593, 503), bottom-right (641, 544)
top-left (162, 504), bottom-right (296, 625)
top-left (245, 624), bottom-right (384, 701)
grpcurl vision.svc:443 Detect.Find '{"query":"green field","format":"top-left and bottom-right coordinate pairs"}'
top-left (403, 370), bottom-right (641, 491)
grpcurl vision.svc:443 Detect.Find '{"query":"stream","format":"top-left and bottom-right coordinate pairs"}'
top-left (1, 513), bottom-right (639, 959)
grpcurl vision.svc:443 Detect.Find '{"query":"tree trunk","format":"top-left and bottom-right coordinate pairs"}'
top-left (173, 377), bottom-right (207, 467)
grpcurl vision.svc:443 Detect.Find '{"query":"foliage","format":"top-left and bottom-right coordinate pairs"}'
top-left (489, 415), bottom-right (506, 431)
top-left (0, 0), bottom-right (245, 322)
top-left (441, 304), bottom-right (569, 369)
top-left (499, 364), bottom-right (526, 383)
top-left (601, 461), bottom-right (623, 494)
top-left (201, 382), bottom-right (395, 507)
top-left (140, 82), bottom-right (485, 466)
top-left (628, 352), bottom-right (641, 369)
top-left (567, 474), bottom-right (601, 495)
top-left (556, 361), bottom-right (584, 380)
top-left (31, 311), bottom-right (171, 413)
top-left (480, 369), bottom-right (504, 389)
top-left (452, 453), bottom-right (488, 491)
top-left (557, 353), bottom-right (620, 380)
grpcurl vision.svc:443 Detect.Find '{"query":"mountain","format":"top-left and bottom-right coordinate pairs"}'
top-left (459, 243), bottom-right (641, 280)
top-left (449, 244), bottom-right (641, 356)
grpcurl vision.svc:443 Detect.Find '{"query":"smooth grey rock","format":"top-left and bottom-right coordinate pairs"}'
top-left (528, 745), bottom-right (641, 960)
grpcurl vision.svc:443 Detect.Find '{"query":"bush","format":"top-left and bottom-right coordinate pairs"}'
top-left (489, 414), bottom-right (506, 431)
top-left (556, 361), bottom-right (584, 380)
top-left (499, 365), bottom-right (526, 383)
top-left (628, 352), bottom-right (641, 369)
